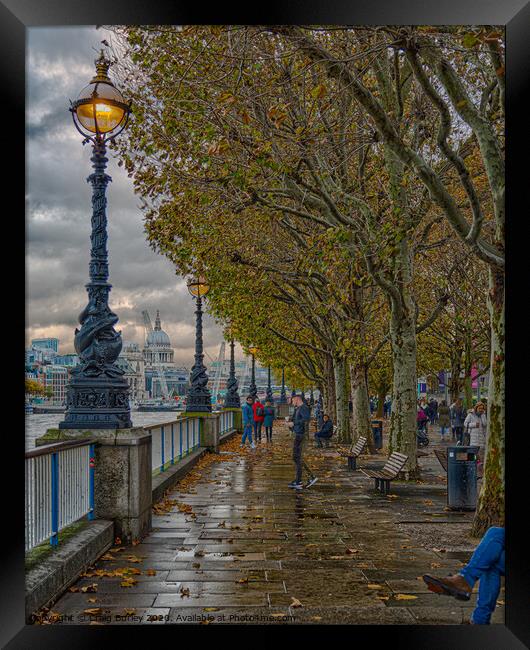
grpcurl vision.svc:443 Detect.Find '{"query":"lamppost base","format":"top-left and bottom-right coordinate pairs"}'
top-left (184, 393), bottom-right (212, 414)
top-left (59, 375), bottom-right (132, 429)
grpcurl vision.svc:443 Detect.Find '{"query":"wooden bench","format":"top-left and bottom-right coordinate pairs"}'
top-left (342, 436), bottom-right (368, 470)
top-left (360, 452), bottom-right (409, 495)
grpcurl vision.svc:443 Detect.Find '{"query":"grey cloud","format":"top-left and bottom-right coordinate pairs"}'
top-left (26, 26), bottom-right (224, 364)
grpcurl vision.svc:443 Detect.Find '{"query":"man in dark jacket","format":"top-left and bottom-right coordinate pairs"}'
top-left (288, 394), bottom-right (317, 489)
top-left (315, 414), bottom-right (333, 448)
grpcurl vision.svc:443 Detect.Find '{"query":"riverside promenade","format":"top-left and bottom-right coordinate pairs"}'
top-left (39, 422), bottom-right (504, 626)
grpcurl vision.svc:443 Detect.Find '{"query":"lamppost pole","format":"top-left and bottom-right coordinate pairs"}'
top-left (224, 337), bottom-right (240, 408)
top-left (248, 348), bottom-right (258, 399)
top-left (185, 286), bottom-right (212, 413)
top-left (266, 366), bottom-right (274, 403)
top-left (60, 52), bottom-right (132, 430)
top-left (279, 367), bottom-right (287, 404)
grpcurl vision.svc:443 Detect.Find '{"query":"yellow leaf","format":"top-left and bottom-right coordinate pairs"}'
top-left (83, 608), bottom-right (102, 616)
top-left (395, 594), bottom-right (418, 600)
top-left (367, 584), bottom-right (383, 589)
top-left (203, 607), bottom-right (219, 612)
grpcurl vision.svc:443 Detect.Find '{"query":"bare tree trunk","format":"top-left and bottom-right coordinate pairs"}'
top-left (463, 327), bottom-right (474, 409)
top-left (350, 362), bottom-right (374, 451)
top-left (472, 266), bottom-right (504, 535)
top-left (389, 304), bottom-right (419, 476)
top-left (324, 355), bottom-right (336, 421)
top-left (333, 355), bottom-right (351, 443)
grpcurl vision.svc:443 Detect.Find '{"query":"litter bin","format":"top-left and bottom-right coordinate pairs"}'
top-left (447, 446), bottom-right (479, 511)
top-left (371, 419), bottom-right (383, 450)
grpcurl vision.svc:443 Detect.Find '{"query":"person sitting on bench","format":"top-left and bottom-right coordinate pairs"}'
top-left (315, 414), bottom-right (333, 447)
top-left (423, 526), bottom-right (505, 625)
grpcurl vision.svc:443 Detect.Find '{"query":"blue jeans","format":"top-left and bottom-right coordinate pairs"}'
top-left (241, 424), bottom-right (253, 445)
top-left (460, 527), bottom-right (505, 624)
top-left (253, 420), bottom-right (263, 440)
top-left (440, 426), bottom-right (448, 436)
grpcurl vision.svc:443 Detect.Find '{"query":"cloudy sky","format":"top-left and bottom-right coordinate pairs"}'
top-left (26, 26), bottom-right (234, 367)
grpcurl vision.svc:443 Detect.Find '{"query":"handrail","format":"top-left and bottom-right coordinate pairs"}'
top-left (26, 438), bottom-right (96, 459)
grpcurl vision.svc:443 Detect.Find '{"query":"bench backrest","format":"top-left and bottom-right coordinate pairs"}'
top-left (434, 448), bottom-right (448, 472)
top-left (350, 436), bottom-right (367, 456)
top-left (383, 452), bottom-right (409, 476)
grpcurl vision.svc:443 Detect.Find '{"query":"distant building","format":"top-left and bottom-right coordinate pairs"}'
top-left (31, 338), bottom-right (59, 353)
top-left (53, 354), bottom-right (79, 366)
top-left (28, 365), bottom-right (69, 404)
top-left (119, 342), bottom-right (148, 402)
top-left (142, 311), bottom-right (189, 399)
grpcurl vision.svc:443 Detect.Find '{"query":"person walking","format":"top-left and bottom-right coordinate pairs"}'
top-left (428, 398), bottom-right (438, 425)
top-left (241, 395), bottom-right (256, 449)
top-left (450, 398), bottom-right (466, 443)
top-left (437, 400), bottom-right (451, 442)
top-left (383, 397), bottom-right (392, 419)
top-left (464, 401), bottom-right (487, 463)
top-left (315, 414), bottom-right (333, 448)
top-left (263, 400), bottom-right (275, 442)
top-left (423, 527), bottom-right (504, 625)
top-left (417, 405), bottom-right (428, 434)
top-left (252, 396), bottom-right (265, 443)
top-left (288, 394), bottom-right (317, 489)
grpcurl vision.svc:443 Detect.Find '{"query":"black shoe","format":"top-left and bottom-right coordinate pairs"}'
top-left (288, 480), bottom-right (303, 489)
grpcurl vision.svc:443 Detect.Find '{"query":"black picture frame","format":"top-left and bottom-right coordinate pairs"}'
top-left (2, 1), bottom-right (528, 647)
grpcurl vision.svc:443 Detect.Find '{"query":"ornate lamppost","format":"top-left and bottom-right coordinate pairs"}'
top-left (185, 276), bottom-right (212, 413)
top-left (248, 346), bottom-right (258, 399)
top-left (279, 367), bottom-right (287, 404)
top-left (60, 51), bottom-right (132, 430)
top-left (266, 366), bottom-right (274, 403)
top-left (224, 334), bottom-right (241, 408)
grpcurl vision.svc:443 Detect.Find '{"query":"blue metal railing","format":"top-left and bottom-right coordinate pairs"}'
top-left (25, 439), bottom-right (95, 552)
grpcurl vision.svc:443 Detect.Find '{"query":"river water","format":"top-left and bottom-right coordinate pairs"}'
top-left (25, 412), bottom-right (186, 450)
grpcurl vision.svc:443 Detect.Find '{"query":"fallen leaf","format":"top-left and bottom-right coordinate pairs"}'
top-left (83, 608), bottom-right (102, 616)
top-left (395, 594), bottom-right (418, 600)
top-left (123, 609), bottom-right (136, 616)
top-left (270, 613), bottom-right (287, 618)
top-left (346, 548), bottom-right (359, 554)
top-left (180, 587), bottom-right (190, 598)
top-left (236, 578), bottom-right (249, 584)
top-left (290, 597), bottom-right (303, 608)
top-left (367, 584), bottom-right (383, 589)
top-left (80, 584), bottom-right (98, 593)
top-left (87, 598), bottom-right (97, 603)
top-left (145, 569), bottom-right (157, 576)
top-left (203, 607), bottom-right (220, 612)
top-left (310, 615), bottom-right (322, 621)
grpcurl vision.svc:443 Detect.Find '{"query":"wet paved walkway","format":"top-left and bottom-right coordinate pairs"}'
top-left (48, 422), bottom-right (504, 625)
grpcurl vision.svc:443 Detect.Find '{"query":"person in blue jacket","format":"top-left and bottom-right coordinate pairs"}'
top-left (288, 394), bottom-right (317, 489)
top-left (241, 395), bottom-right (256, 449)
top-left (315, 414), bottom-right (333, 447)
top-left (263, 400), bottom-right (275, 442)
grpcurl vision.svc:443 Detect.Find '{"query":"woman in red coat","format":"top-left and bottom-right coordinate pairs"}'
top-left (252, 398), bottom-right (265, 443)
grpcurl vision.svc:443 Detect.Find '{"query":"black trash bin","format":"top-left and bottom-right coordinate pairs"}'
top-left (447, 446), bottom-right (479, 511)
top-left (371, 420), bottom-right (383, 450)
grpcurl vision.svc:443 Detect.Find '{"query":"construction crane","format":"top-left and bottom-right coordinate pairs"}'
top-left (210, 341), bottom-right (226, 404)
top-left (141, 310), bottom-right (170, 400)
top-left (240, 354), bottom-right (251, 395)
